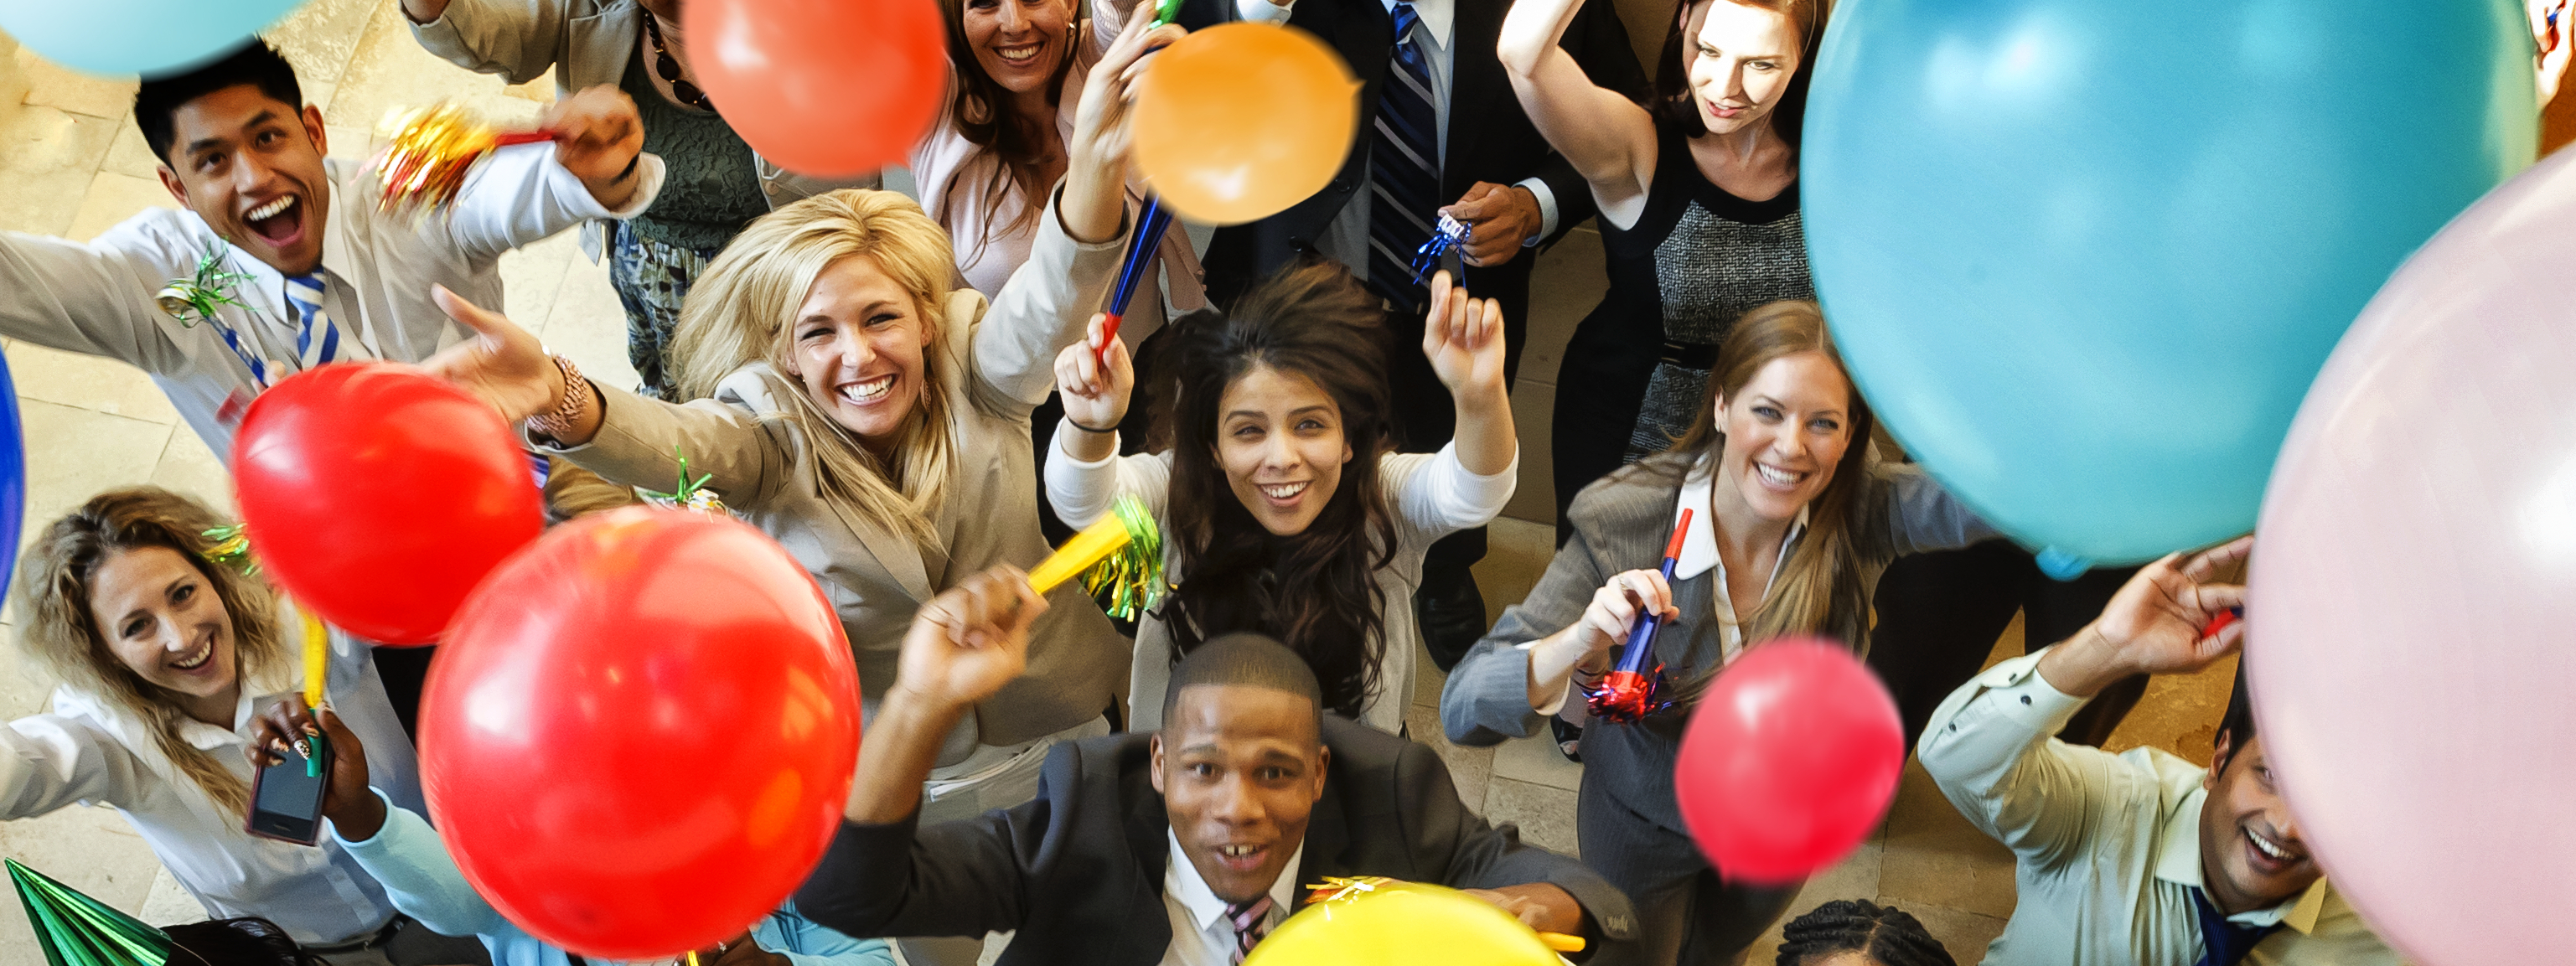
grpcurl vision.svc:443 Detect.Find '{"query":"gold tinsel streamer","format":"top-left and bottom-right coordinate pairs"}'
top-left (373, 103), bottom-right (504, 215)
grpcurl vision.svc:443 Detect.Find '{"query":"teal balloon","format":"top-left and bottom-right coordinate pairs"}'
top-left (1803, 0), bottom-right (2534, 564)
top-left (0, 0), bottom-right (307, 76)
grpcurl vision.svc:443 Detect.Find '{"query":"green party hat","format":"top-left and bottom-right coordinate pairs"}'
top-left (7, 859), bottom-right (175, 966)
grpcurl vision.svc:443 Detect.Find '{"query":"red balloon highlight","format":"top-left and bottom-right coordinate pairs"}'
top-left (1673, 638), bottom-right (1903, 884)
top-left (230, 363), bottom-right (542, 644)
top-left (685, 0), bottom-right (946, 178)
top-left (420, 507), bottom-right (861, 959)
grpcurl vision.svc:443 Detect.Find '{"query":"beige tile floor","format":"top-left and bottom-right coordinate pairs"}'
top-left (0, 6), bottom-right (2239, 965)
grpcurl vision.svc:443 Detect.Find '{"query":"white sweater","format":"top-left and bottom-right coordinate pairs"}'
top-left (1047, 424), bottom-right (1516, 733)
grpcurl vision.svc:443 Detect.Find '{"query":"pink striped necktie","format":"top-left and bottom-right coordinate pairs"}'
top-left (1225, 896), bottom-right (1275, 964)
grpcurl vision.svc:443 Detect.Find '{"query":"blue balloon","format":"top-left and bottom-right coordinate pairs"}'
top-left (0, 0), bottom-right (306, 77)
top-left (1803, 0), bottom-right (2534, 563)
top-left (0, 353), bottom-right (23, 593)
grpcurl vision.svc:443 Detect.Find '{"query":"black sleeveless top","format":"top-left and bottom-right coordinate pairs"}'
top-left (1592, 118), bottom-right (1813, 459)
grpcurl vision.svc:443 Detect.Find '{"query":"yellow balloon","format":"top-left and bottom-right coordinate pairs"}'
top-left (1133, 22), bottom-right (1360, 225)
top-left (1243, 878), bottom-right (1562, 966)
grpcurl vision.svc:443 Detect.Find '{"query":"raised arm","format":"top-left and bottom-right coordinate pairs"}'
top-left (421, 287), bottom-right (789, 504)
top-left (1497, 0), bottom-right (1659, 226)
top-left (1421, 271), bottom-right (1514, 478)
top-left (0, 222), bottom-right (192, 371)
top-left (1919, 540), bottom-right (2251, 862)
top-left (444, 88), bottom-right (663, 262)
top-left (1440, 509), bottom-right (1652, 746)
top-left (403, 0), bottom-right (575, 85)
top-left (0, 714), bottom-right (152, 819)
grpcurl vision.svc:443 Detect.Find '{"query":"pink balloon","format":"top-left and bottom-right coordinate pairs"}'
top-left (2252, 147), bottom-right (2576, 966)
top-left (1673, 639), bottom-right (1903, 884)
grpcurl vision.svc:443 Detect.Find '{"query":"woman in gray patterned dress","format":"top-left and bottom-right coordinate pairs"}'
top-left (1495, 0), bottom-right (1826, 540)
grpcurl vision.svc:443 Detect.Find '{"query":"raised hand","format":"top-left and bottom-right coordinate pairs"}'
top-left (248, 700), bottom-right (384, 841)
top-left (1054, 313), bottom-right (1135, 432)
top-left (2039, 536), bottom-right (2253, 698)
top-left (1421, 271), bottom-right (1507, 404)
top-left (538, 85), bottom-right (648, 209)
top-left (893, 566), bottom-right (1051, 714)
top-left (421, 285), bottom-right (575, 429)
top-left (1063, 11), bottom-right (1189, 243)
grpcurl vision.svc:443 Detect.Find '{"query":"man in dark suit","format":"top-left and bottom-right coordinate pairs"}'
top-left (798, 569), bottom-right (1635, 965)
top-left (1171, 0), bottom-right (1651, 666)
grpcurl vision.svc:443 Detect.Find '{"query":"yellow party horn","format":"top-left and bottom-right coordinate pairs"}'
top-left (299, 610), bottom-right (331, 777)
top-left (1026, 494), bottom-right (1165, 619)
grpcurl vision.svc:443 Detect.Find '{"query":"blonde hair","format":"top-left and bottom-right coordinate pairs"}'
top-left (12, 488), bottom-right (287, 814)
top-left (671, 189), bottom-right (962, 546)
top-left (1671, 300), bottom-right (1876, 647)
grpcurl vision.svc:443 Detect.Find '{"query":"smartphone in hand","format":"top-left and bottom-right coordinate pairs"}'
top-left (246, 741), bottom-right (330, 845)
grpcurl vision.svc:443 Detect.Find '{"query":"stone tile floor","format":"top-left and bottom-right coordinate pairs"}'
top-left (0, 5), bottom-right (2241, 964)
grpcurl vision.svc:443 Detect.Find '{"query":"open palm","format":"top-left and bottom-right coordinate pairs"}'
top-left (1422, 271), bottom-right (1506, 399)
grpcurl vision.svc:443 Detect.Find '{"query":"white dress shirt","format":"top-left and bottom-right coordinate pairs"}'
top-left (0, 628), bottom-right (425, 947)
top-left (1917, 648), bottom-right (2405, 966)
top-left (0, 144), bottom-right (662, 458)
top-left (1239, 0), bottom-right (1561, 282)
top-left (1160, 829), bottom-right (1306, 966)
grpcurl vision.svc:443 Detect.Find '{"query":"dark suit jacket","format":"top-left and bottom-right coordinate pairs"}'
top-left (796, 716), bottom-right (1638, 966)
top-left (1177, 0), bottom-right (1653, 333)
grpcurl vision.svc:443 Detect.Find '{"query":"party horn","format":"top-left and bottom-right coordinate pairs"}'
top-left (373, 102), bottom-right (556, 214)
top-left (1585, 509), bottom-right (1692, 724)
top-left (1098, 197), bottom-right (1177, 365)
top-left (1026, 493), bottom-right (1166, 619)
top-left (299, 610), bottom-right (331, 777)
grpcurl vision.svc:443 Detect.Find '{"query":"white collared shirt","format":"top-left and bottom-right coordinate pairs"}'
top-left (1916, 648), bottom-right (2403, 966)
top-left (0, 626), bottom-right (425, 947)
top-left (1669, 457), bottom-right (1808, 665)
top-left (0, 144), bottom-right (662, 460)
top-left (1160, 829), bottom-right (1306, 966)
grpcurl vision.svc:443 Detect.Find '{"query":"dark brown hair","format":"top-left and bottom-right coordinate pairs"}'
top-left (939, 0), bottom-right (1085, 260)
top-left (1651, 0), bottom-right (1827, 148)
top-left (1156, 261), bottom-right (1397, 719)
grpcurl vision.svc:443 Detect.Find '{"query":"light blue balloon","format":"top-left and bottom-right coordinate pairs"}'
top-left (0, 0), bottom-right (307, 77)
top-left (1803, 0), bottom-right (2534, 564)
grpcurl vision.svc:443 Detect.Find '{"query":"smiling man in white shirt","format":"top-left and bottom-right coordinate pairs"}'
top-left (0, 39), bottom-right (660, 459)
top-left (1919, 537), bottom-right (2403, 966)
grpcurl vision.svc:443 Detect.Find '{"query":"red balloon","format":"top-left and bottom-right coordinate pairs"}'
top-left (685, 0), bottom-right (945, 178)
top-left (420, 507), bottom-right (861, 959)
top-left (231, 364), bottom-right (542, 644)
top-left (1673, 638), bottom-right (1903, 884)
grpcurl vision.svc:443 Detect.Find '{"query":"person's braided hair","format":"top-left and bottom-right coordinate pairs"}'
top-left (1775, 899), bottom-right (1957, 966)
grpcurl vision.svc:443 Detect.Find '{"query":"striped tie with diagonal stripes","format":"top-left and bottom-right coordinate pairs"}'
top-left (1365, 1), bottom-right (1440, 316)
top-left (282, 272), bottom-right (344, 371)
top-left (1226, 895), bottom-right (1275, 964)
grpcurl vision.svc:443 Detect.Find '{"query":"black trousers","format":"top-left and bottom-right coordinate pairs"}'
top-left (1579, 776), bottom-right (1801, 965)
top-left (1865, 540), bottom-right (2147, 752)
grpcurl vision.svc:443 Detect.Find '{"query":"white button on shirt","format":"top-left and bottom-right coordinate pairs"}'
top-left (1160, 830), bottom-right (1306, 966)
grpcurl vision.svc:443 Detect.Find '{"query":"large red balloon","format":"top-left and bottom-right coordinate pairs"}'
top-left (420, 508), bottom-right (861, 959)
top-left (231, 364), bottom-right (542, 644)
top-left (685, 0), bottom-right (944, 178)
top-left (1673, 639), bottom-right (1903, 884)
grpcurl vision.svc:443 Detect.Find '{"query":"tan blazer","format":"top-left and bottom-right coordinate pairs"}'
top-left (546, 194), bottom-right (1127, 766)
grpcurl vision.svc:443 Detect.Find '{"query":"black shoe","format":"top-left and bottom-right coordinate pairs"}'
top-left (1415, 570), bottom-right (1487, 673)
top-left (1551, 717), bottom-right (1583, 762)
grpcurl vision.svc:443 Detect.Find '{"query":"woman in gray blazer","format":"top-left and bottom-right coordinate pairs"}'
top-left (422, 16), bottom-right (1183, 824)
top-left (1439, 300), bottom-right (1999, 965)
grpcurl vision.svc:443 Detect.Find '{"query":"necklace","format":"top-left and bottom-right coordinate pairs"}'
top-left (642, 13), bottom-right (714, 112)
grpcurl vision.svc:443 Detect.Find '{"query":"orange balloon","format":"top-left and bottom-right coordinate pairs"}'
top-left (1135, 23), bottom-right (1360, 225)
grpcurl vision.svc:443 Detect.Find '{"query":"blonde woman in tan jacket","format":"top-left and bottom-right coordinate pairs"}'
top-left (422, 14), bottom-right (1183, 824)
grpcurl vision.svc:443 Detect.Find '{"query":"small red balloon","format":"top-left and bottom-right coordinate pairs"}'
top-left (1673, 638), bottom-right (1903, 884)
top-left (685, 0), bottom-right (945, 178)
top-left (231, 364), bottom-right (542, 644)
top-left (421, 508), bottom-right (861, 959)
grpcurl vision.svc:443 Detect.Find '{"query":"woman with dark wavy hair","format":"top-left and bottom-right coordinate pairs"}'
top-left (1046, 263), bottom-right (1515, 732)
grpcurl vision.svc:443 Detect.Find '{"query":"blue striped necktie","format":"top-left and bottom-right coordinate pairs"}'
top-left (1365, 1), bottom-right (1440, 316)
top-left (282, 272), bottom-right (344, 373)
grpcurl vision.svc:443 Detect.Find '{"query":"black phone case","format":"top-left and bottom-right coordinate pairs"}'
top-left (245, 742), bottom-right (331, 845)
